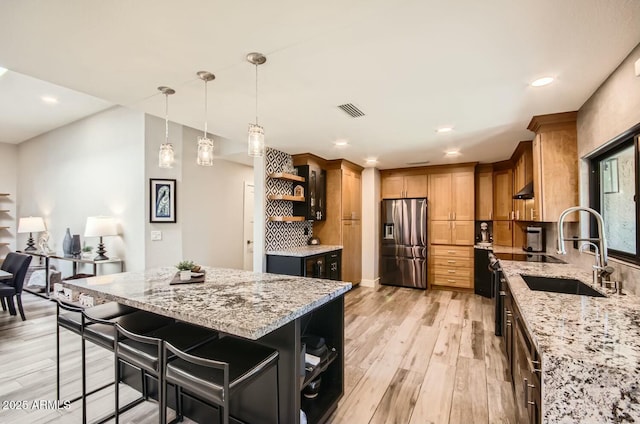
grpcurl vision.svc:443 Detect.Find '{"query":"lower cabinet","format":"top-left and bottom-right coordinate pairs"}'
top-left (502, 279), bottom-right (542, 424)
top-left (266, 250), bottom-right (342, 281)
top-left (430, 245), bottom-right (474, 289)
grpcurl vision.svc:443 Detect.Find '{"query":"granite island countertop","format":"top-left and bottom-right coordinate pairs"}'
top-left (266, 245), bottom-right (343, 257)
top-left (499, 259), bottom-right (640, 423)
top-left (61, 267), bottom-right (351, 340)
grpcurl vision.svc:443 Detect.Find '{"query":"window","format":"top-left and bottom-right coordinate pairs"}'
top-left (590, 125), bottom-right (640, 264)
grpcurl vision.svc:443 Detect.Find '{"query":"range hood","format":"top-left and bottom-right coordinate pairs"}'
top-left (513, 181), bottom-right (534, 199)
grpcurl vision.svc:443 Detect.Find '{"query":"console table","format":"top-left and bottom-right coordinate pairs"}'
top-left (18, 251), bottom-right (124, 298)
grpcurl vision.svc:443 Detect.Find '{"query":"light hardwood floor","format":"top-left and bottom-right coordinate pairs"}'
top-left (0, 286), bottom-right (515, 424)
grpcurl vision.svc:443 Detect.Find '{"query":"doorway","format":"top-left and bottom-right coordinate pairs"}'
top-left (243, 181), bottom-right (255, 271)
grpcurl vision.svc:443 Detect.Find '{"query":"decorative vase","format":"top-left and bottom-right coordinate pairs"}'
top-left (63, 228), bottom-right (72, 257)
top-left (71, 235), bottom-right (81, 257)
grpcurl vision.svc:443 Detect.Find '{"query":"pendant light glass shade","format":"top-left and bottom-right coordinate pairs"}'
top-left (158, 86), bottom-right (176, 168)
top-left (197, 135), bottom-right (214, 166)
top-left (248, 123), bottom-right (265, 157)
top-left (196, 71), bottom-right (215, 166)
top-left (247, 52), bottom-right (266, 158)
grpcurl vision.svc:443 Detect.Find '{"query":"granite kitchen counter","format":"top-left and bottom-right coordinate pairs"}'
top-left (61, 266), bottom-right (351, 340)
top-left (499, 259), bottom-right (640, 423)
top-left (265, 245), bottom-right (343, 257)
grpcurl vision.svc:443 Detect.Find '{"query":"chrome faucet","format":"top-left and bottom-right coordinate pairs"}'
top-left (557, 206), bottom-right (614, 287)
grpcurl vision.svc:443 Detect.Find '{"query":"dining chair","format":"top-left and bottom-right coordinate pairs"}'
top-left (0, 252), bottom-right (33, 320)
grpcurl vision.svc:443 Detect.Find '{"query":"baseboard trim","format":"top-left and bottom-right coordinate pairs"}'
top-left (359, 278), bottom-right (380, 288)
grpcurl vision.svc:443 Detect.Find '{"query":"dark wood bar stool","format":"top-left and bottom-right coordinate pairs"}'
top-left (81, 308), bottom-right (174, 424)
top-left (164, 337), bottom-right (280, 424)
top-left (114, 322), bottom-right (219, 423)
top-left (56, 300), bottom-right (138, 403)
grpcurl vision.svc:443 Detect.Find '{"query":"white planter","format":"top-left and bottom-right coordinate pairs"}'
top-left (179, 271), bottom-right (191, 281)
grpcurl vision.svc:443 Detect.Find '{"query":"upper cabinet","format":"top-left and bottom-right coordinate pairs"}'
top-left (342, 168), bottom-right (362, 220)
top-left (293, 165), bottom-right (326, 221)
top-left (380, 170), bottom-right (427, 199)
top-left (428, 167), bottom-right (475, 221)
top-left (475, 166), bottom-right (493, 220)
top-left (493, 168), bottom-right (513, 221)
top-left (512, 141), bottom-right (534, 222)
top-left (527, 112), bottom-right (579, 222)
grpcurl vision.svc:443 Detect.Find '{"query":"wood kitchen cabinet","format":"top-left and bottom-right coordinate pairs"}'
top-left (430, 245), bottom-right (474, 289)
top-left (494, 220), bottom-right (513, 246)
top-left (380, 169), bottom-right (428, 199)
top-left (475, 167), bottom-right (493, 220)
top-left (493, 168), bottom-right (513, 221)
top-left (430, 220), bottom-right (475, 246)
top-left (512, 142), bottom-right (533, 222)
top-left (428, 167), bottom-right (475, 221)
top-left (307, 157), bottom-right (364, 286)
top-left (527, 112), bottom-right (578, 222)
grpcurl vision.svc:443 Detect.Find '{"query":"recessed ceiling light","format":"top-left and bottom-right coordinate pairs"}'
top-left (334, 139), bottom-right (348, 147)
top-left (41, 96), bottom-right (59, 104)
top-left (0, 67), bottom-right (7, 77)
top-left (531, 77), bottom-right (554, 87)
top-left (436, 127), bottom-right (454, 133)
top-left (365, 158), bottom-right (378, 164)
top-left (445, 150), bottom-right (461, 157)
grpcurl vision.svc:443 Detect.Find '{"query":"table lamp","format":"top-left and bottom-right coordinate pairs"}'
top-left (17, 216), bottom-right (46, 252)
top-left (84, 216), bottom-right (118, 261)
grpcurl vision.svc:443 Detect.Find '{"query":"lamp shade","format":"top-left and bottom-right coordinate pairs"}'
top-left (17, 216), bottom-right (46, 233)
top-left (84, 216), bottom-right (118, 237)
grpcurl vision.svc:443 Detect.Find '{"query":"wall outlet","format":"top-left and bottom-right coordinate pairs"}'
top-left (151, 230), bottom-right (162, 241)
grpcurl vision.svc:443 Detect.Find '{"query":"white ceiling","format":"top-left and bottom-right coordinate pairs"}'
top-left (1, 0), bottom-right (639, 169)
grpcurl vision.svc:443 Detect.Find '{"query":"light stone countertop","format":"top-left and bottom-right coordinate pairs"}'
top-left (266, 245), bottom-right (343, 257)
top-left (61, 267), bottom-right (351, 340)
top-left (499, 259), bottom-right (640, 423)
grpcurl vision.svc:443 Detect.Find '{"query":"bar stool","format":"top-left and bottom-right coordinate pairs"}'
top-left (81, 308), bottom-right (174, 424)
top-left (56, 300), bottom-right (137, 403)
top-left (164, 337), bottom-right (280, 424)
top-left (114, 321), bottom-right (219, 423)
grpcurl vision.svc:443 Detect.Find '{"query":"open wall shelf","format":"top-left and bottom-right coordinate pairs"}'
top-left (268, 172), bottom-right (305, 183)
top-left (267, 194), bottom-right (305, 202)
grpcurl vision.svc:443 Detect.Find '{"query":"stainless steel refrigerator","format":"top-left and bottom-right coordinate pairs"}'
top-left (380, 198), bottom-right (427, 289)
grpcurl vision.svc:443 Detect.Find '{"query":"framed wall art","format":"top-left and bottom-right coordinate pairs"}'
top-left (150, 178), bottom-right (177, 223)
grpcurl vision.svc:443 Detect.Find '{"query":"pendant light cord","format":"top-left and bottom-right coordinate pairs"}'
top-left (255, 64), bottom-right (259, 125)
top-left (164, 93), bottom-right (169, 142)
top-left (204, 79), bottom-right (208, 138)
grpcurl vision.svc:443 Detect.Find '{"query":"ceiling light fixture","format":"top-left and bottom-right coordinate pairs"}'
top-left (366, 158), bottom-right (378, 165)
top-left (531, 77), bottom-right (554, 87)
top-left (334, 140), bottom-right (348, 147)
top-left (158, 86), bottom-right (176, 168)
top-left (41, 96), bottom-right (59, 104)
top-left (247, 52), bottom-right (267, 157)
top-left (0, 67), bottom-right (8, 77)
top-left (436, 127), bottom-right (454, 133)
top-left (196, 71), bottom-right (215, 167)
top-left (445, 149), bottom-right (461, 157)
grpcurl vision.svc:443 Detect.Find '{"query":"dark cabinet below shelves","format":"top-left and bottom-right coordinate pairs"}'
top-left (267, 249), bottom-right (342, 281)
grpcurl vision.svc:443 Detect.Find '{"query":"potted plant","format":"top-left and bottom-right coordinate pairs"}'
top-left (81, 245), bottom-right (93, 259)
top-left (176, 260), bottom-right (197, 281)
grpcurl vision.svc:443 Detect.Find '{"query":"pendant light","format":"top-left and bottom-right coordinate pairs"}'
top-left (247, 52), bottom-right (266, 157)
top-left (196, 71), bottom-right (215, 166)
top-left (158, 86), bottom-right (176, 168)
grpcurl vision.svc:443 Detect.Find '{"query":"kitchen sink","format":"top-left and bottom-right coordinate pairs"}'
top-left (520, 275), bottom-right (605, 297)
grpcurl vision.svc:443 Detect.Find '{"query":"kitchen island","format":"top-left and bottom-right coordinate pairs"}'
top-left (499, 260), bottom-right (640, 423)
top-left (61, 267), bottom-right (351, 424)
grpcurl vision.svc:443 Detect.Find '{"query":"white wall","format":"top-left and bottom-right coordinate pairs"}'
top-left (144, 115), bottom-right (254, 270)
top-left (180, 125), bottom-right (253, 269)
top-left (144, 114), bottom-right (183, 268)
top-left (361, 167), bottom-right (380, 287)
top-left (0, 143), bottom-right (18, 257)
top-left (17, 106), bottom-right (146, 274)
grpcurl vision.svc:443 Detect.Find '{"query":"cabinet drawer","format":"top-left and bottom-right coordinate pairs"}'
top-left (433, 266), bottom-right (472, 279)
top-left (431, 245), bottom-right (473, 258)
top-left (432, 257), bottom-right (473, 268)
top-left (431, 274), bottom-right (473, 288)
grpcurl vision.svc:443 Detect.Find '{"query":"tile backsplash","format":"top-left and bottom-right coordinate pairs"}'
top-left (264, 148), bottom-right (312, 251)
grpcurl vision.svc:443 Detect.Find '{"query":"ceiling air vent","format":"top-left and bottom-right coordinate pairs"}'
top-left (338, 103), bottom-right (365, 118)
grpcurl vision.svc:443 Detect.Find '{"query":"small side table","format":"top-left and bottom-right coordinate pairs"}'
top-left (18, 251), bottom-right (124, 298)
